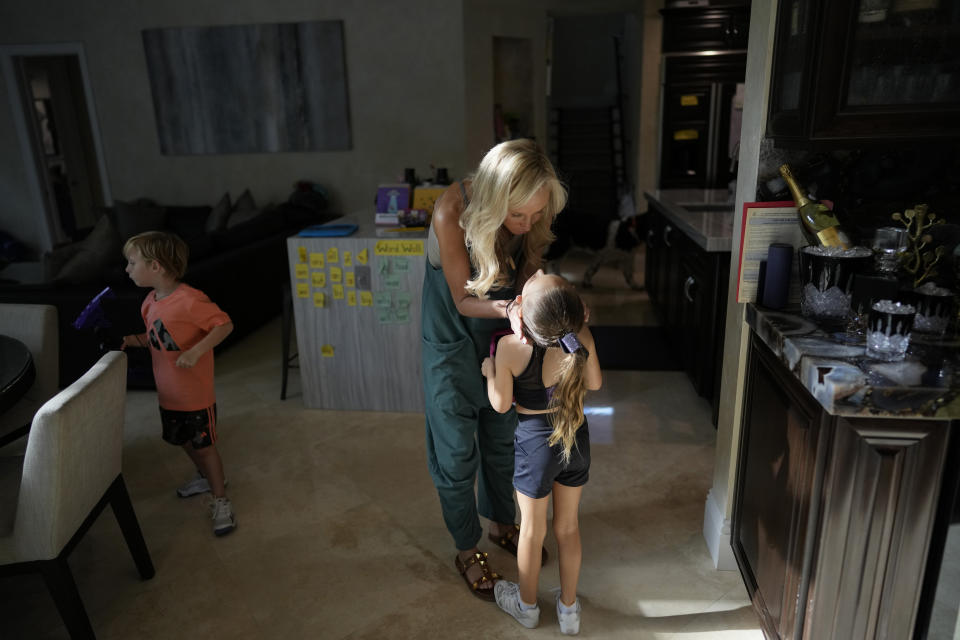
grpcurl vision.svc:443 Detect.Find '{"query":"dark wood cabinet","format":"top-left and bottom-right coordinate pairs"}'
top-left (661, 4), bottom-right (750, 53)
top-left (733, 333), bottom-right (956, 639)
top-left (644, 205), bottom-right (730, 424)
top-left (767, 0), bottom-right (960, 146)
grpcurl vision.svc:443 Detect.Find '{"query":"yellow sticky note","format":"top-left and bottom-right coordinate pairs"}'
top-left (309, 252), bottom-right (324, 268)
top-left (295, 263), bottom-right (309, 279)
top-left (333, 284), bottom-right (344, 299)
top-left (360, 291), bottom-right (373, 307)
top-left (312, 271), bottom-right (326, 288)
top-left (330, 266), bottom-right (342, 283)
top-left (375, 239), bottom-right (424, 256)
top-left (347, 290), bottom-right (357, 306)
top-left (680, 94), bottom-right (699, 106)
top-left (298, 246), bottom-right (307, 263)
top-left (313, 292), bottom-right (326, 308)
top-left (343, 251), bottom-right (352, 266)
top-left (327, 247), bottom-right (339, 263)
top-left (321, 344), bottom-right (334, 357)
top-left (296, 283), bottom-right (310, 298)
top-left (345, 271), bottom-right (355, 287)
top-left (357, 249), bottom-right (368, 265)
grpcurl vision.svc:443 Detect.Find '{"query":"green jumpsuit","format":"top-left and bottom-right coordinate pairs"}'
top-left (421, 249), bottom-right (520, 551)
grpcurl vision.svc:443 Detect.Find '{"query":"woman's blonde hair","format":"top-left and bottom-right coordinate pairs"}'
top-left (521, 277), bottom-right (587, 463)
top-left (461, 139), bottom-right (567, 298)
top-left (123, 231), bottom-right (189, 280)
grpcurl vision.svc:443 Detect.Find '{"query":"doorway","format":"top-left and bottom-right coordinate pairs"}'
top-left (2, 45), bottom-right (110, 250)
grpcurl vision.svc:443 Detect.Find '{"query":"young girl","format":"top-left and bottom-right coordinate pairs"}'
top-left (480, 269), bottom-right (602, 634)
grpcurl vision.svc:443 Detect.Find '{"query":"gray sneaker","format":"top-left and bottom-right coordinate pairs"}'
top-left (177, 471), bottom-right (211, 498)
top-left (209, 497), bottom-right (236, 536)
top-left (555, 589), bottom-right (581, 635)
top-left (494, 581), bottom-right (540, 629)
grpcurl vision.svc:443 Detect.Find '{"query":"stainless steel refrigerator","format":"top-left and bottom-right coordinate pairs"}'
top-left (658, 51), bottom-right (746, 189)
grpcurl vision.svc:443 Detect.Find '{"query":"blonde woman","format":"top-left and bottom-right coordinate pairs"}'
top-left (422, 139), bottom-right (567, 601)
top-left (481, 270), bottom-right (602, 634)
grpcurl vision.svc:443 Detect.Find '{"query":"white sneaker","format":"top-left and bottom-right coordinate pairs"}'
top-left (177, 471), bottom-right (228, 498)
top-left (555, 590), bottom-right (581, 635)
top-left (209, 497), bottom-right (236, 536)
top-left (494, 581), bottom-right (540, 629)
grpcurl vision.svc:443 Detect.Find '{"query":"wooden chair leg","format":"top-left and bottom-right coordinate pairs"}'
top-left (39, 557), bottom-right (95, 640)
top-left (108, 476), bottom-right (155, 580)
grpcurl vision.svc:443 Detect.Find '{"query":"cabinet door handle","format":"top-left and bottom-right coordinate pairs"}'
top-left (646, 229), bottom-right (655, 248)
top-left (684, 275), bottom-right (697, 302)
top-left (663, 225), bottom-right (673, 247)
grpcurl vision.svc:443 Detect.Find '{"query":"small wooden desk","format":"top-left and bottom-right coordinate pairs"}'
top-left (287, 221), bottom-right (426, 411)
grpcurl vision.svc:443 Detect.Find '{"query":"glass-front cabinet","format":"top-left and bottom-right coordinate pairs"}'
top-left (768, 0), bottom-right (960, 145)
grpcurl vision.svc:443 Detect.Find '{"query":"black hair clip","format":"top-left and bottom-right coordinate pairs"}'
top-left (559, 331), bottom-right (581, 354)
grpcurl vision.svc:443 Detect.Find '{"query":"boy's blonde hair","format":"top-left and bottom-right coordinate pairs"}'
top-left (123, 231), bottom-right (189, 280)
top-left (461, 139), bottom-right (567, 298)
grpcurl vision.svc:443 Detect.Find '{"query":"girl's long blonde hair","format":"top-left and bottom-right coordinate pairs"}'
top-left (522, 278), bottom-right (588, 463)
top-left (461, 139), bottom-right (567, 298)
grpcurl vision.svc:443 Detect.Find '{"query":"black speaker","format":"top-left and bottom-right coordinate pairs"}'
top-left (762, 243), bottom-right (793, 309)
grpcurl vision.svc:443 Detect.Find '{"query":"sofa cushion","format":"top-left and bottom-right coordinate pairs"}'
top-left (166, 205), bottom-right (214, 260)
top-left (205, 193), bottom-right (232, 233)
top-left (111, 199), bottom-right (167, 242)
top-left (55, 214), bottom-right (122, 284)
top-left (227, 189), bottom-right (259, 228)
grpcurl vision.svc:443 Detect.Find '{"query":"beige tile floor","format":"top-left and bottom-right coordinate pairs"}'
top-left (0, 251), bottom-right (765, 639)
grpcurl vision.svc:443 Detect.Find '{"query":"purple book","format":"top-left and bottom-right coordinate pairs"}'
top-left (375, 183), bottom-right (411, 213)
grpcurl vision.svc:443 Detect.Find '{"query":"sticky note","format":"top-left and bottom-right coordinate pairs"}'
top-left (345, 271), bottom-right (355, 287)
top-left (392, 257), bottom-right (410, 273)
top-left (374, 292), bottom-right (392, 309)
top-left (383, 274), bottom-right (402, 290)
top-left (312, 271), bottom-right (326, 288)
top-left (355, 266), bottom-right (372, 290)
top-left (347, 290), bottom-right (357, 306)
top-left (327, 247), bottom-right (339, 263)
top-left (296, 283), bottom-right (310, 298)
top-left (343, 251), bottom-right (353, 266)
top-left (378, 258), bottom-right (390, 274)
top-left (378, 309), bottom-right (394, 324)
top-left (395, 307), bottom-right (410, 323)
top-left (309, 252), bottom-right (324, 268)
top-left (321, 344), bottom-right (334, 357)
top-left (357, 249), bottom-right (369, 265)
top-left (330, 266), bottom-right (342, 283)
top-left (395, 291), bottom-right (412, 308)
top-left (360, 291), bottom-right (373, 307)
top-left (333, 284), bottom-right (344, 299)
top-left (680, 94), bottom-right (699, 106)
top-left (295, 264), bottom-right (309, 279)
top-left (298, 246), bottom-right (307, 263)
top-left (313, 292), bottom-right (326, 308)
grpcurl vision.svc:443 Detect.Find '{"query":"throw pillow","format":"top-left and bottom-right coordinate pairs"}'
top-left (205, 192), bottom-right (232, 233)
top-left (227, 189), bottom-right (259, 228)
top-left (112, 199), bottom-right (167, 242)
top-left (166, 205), bottom-right (214, 261)
top-left (55, 213), bottom-right (122, 284)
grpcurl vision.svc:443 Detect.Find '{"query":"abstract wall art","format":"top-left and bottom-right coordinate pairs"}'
top-left (142, 20), bottom-right (351, 155)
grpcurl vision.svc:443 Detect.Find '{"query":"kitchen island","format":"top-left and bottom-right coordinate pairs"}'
top-left (734, 304), bottom-right (959, 639)
top-left (644, 189), bottom-right (735, 423)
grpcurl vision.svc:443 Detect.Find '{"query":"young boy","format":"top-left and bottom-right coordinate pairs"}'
top-left (121, 231), bottom-right (237, 536)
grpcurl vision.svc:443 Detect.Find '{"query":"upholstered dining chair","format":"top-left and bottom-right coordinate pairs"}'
top-left (0, 303), bottom-right (59, 448)
top-left (0, 350), bottom-right (154, 639)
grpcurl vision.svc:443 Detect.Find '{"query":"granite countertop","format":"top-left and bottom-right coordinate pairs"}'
top-left (747, 304), bottom-right (960, 419)
top-left (643, 189), bottom-right (735, 252)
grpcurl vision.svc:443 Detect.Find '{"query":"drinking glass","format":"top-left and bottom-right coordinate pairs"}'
top-left (866, 300), bottom-right (915, 361)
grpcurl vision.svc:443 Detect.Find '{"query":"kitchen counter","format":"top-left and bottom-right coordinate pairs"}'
top-left (746, 303), bottom-right (960, 419)
top-left (643, 189), bottom-right (735, 252)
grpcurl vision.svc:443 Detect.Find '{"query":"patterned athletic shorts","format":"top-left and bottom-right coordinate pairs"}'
top-left (160, 404), bottom-right (217, 449)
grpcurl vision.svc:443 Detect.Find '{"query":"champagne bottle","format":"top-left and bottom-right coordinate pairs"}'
top-left (779, 163), bottom-right (851, 249)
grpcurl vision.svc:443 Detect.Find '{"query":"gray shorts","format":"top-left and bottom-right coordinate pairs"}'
top-left (513, 413), bottom-right (590, 499)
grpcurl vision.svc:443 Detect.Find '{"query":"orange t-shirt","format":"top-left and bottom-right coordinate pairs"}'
top-left (141, 284), bottom-right (231, 411)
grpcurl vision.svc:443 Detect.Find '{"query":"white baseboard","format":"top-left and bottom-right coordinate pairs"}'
top-left (703, 488), bottom-right (738, 571)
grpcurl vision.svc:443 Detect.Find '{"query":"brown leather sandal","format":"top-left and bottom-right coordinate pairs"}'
top-left (489, 524), bottom-right (549, 566)
top-left (455, 551), bottom-right (500, 601)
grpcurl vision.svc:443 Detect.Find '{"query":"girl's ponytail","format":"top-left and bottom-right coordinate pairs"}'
top-left (547, 336), bottom-right (589, 463)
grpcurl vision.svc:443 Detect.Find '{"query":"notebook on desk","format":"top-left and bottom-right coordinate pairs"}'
top-left (298, 223), bottom-right (358, 237)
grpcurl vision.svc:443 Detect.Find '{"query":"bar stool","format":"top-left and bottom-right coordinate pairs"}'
top-left (280, 280), bottom-right (299, 400)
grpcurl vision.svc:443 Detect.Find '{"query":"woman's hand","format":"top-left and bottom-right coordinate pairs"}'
top-left (481, 356), bottom-right (495, 379)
